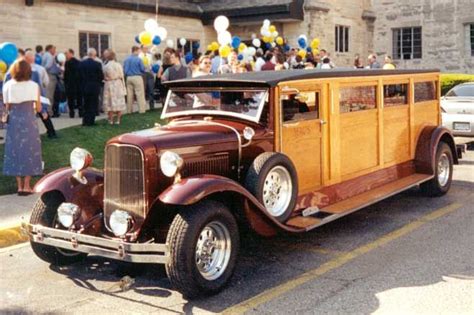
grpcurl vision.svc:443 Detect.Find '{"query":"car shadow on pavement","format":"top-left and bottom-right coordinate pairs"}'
top-left (45, 183), bottom-right (473, 314)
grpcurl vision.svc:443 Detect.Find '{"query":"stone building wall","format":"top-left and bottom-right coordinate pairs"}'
top-left (0, 0), bottom-right (205, 61)
top-left (373, 0), bottom-right (474, 73)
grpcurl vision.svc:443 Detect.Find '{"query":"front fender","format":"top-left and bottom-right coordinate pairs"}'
top-left (159, 175), bottom-right (304, 234)
top-left (415, 126), bottom-right (458, 174)
top-left (34, 167), bottom-right (104, 202)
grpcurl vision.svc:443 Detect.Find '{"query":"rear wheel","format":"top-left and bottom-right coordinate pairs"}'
top-left (30, 193), bottom-right (86, 265)
top-left (420, 142), bottom-right (453, 197)
top-left (166, 200), bottom-right (239, 298)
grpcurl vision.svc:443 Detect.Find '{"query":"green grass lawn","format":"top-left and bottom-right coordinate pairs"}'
top-left (0, 111), bottom-right (164, 196)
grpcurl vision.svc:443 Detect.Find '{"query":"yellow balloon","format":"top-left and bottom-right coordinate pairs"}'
top-left (312, 49), bottom-right (319, 56)
top-left (219, 45), bottom-right (231, 58)
top-left (0, 61), bottom-right (7, 73)
top-left (276, 36), bottom-right (284, 45)
top-left (269, 25), bottom-right (276, 33)
top-left (139, 31), bottom-right (152, 46)
top-left (238, 43), bottom-right (247, 53)
top-left (262, 36), bottom-right (272, 43)
top-left (298, 49), bottom-right (306, 59)
top-left (211, 41), bottom-right (220, 51)
top-left (311, 38), bottom-right (320, 49)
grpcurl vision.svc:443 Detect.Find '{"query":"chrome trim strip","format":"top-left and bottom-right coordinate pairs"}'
top-left (23, 223), bottom-right (169, 264)
top-left (304, 175), bottom-right (434, 231)
top-left (161, 90), bottom-right (269, 124)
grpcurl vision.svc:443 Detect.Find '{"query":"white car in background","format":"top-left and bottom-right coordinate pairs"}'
top-left (441, 82), bottom-right (474, 137)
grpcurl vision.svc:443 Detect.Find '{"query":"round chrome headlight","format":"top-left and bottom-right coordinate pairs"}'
top-left (109, 210), bottom-right (132, 237)
top-left (70, 147), bottom-right (93, 171)
top-left (160, 151), bottom-right (184, 177)
top-left (57, 203), bottom-right (80, 228)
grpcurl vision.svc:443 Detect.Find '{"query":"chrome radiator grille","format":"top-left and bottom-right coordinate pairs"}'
top-left (182, 154), bottom-right (230, 178)
top-left (104, 144), bottom-right (146, 219)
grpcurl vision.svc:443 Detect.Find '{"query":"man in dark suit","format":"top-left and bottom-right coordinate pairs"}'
top-left (64, 49), bottom-right (83, 118)
top-left (79, 48), bottom-right (104, 126)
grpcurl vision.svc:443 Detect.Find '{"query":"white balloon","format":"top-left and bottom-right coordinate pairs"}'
top-left (179, 37), bottom-right (187, 46)
top-left (252, 38), bottom-right (261, 47)
top-left (166, 39), bottom-right (174, 48)
top-left (144, 19), bottom-right (159, 33)
top-left (263, 19), bottom-right (271, 27)
top-left (57, 53), bottom-right (66, 63)
top-left (262, 29), bottom-right (271, 37)
top-left (271, 42), bottom-right (276, 48)
top-left (214, 15), bottom-right (230, 33)
top-left (251, 33), bottom-right (257, 39)
top-left (272, 31), bottom-right (279, 38)
top-left (247, 47), bottom-right (256, 56)
top-left (217, 31), bottom-right (232, 46)
top-left (260, 26), bottom-right (268, 36)
top-left (156, 27), bottom-right (168, 40)
top-left (298, 34), bottom-right (308, 42)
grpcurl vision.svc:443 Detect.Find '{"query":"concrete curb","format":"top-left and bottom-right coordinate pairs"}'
top-left (0, 224), bottom-right (28, 249)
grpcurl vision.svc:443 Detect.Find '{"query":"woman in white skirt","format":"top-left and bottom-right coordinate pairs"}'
top-left (103, 50), bottom-right (126, 124)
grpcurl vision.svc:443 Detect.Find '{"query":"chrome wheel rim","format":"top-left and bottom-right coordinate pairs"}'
top-left (437, 153), bottom-right (450, 187)
top-left (262, 166), bottom-right (292, 217)
top-left (195, 221), bottom-right (231, 281)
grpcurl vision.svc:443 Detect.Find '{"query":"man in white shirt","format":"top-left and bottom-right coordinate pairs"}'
top-left (254, 49), bottom-right (265, 72)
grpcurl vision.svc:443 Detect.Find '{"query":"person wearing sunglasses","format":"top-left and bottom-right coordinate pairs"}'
top-left (193, 55), bottom-right (212, 78)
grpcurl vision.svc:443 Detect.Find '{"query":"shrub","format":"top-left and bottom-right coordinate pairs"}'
top-left (440, 73), bottom-right (474, 95)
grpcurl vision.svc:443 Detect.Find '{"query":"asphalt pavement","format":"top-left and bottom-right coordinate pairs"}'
top-left (1, 148), bottom-right (473, 314)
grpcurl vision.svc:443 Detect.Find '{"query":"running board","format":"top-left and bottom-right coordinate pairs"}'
top-left (286, 173), bottom-right (433, 231)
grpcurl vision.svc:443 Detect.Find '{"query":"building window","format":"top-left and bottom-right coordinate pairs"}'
top-left (335, 25), bottom-right (349, 53)
top-left (340, 86), bottom-right (377, 113)
top-left (470, 23), bottom-right (474, 56)
top-left (414, 81), bottom-right (437, 103)
top-left (177, 39), bottom-right (200, 55)
top-left (79, 32), bottom-right (110, 58)
top-left (392, 27), bottom-right (422, 60)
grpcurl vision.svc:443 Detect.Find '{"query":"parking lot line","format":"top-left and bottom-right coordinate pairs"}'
top-left (222, 202), bottom-right (462, 315)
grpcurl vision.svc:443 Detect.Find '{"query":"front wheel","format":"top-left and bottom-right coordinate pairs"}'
top-left (30, 193), bottom-right (87, 265)
top-left (165, 200), bottom-right (239, 298)
top-left (420, 142), bottom-right (453, 197)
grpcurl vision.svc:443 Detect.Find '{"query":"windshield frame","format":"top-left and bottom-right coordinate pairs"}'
top-left (161, 87), bottom-right (269, 124)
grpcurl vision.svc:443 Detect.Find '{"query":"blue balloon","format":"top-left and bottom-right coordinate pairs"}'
top-left (231, 36), bottom-right (241, 49)
top-left (185, 52), bottom-right (194, 64)
top-left (237, 54), bottom-right (244, 61)
top-left (152, 64), bottom-right (160, 74)
top-left (35, 54), bottom-right (42, 65)
top-left (135, 35), bottom-right (140, 44)
top-left (0, 42), bottom-right (18, 65)
top-left (192, 42), bottom-right (200, 49)
top-left (284, 44), bottom-right (291, 52)
top-left (265, 43), bottom-right (272, 50)
top-left (298, 37), bottom-right (307, 49)
top-left (152, 36), bottom-right (161, 45)
top-left (306, 46), bottom-right (312, 52)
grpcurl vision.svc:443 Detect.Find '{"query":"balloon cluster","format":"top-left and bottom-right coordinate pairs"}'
top-left (134, 18), bottom-right (168, 48)
top-left (259, 19), bottom-right (282, 48)
top-left (296, 35), bottom-right (320, 59)
top-left (0, 42), bottom-right (18, 81)
top-left (211, 15), bottom-right (256, 61)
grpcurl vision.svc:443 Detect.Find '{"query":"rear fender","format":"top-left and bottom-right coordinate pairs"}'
top-left (415, 126), bottom-right (458, 174)
top-left (158, 175), bottom-right (304, 235)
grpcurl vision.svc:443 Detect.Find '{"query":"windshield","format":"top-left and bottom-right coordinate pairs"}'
top-left (162, 89), bottom-right (269, 123)
top-left (446, 85), bottom-right (474, 97)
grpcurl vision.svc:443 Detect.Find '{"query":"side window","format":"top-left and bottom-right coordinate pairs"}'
top-left (282, 91), bottom-right (319, 122)
top-left (384, 83), bottom-right (408, 107)
top-left (340, 85), bottom-right (377, 113)
top-left (414, 81), bottom-right (437, 103)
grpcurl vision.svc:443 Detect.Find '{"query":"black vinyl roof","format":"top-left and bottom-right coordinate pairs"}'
top-left (165, 68), bottom-right (440, 88)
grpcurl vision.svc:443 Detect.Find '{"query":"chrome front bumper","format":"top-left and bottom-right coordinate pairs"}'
top-left (22, 223), bottom-right (169, 264)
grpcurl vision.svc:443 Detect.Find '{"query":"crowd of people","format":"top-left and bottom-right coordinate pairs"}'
top-left (0, 40), bottom-right (397, 195)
